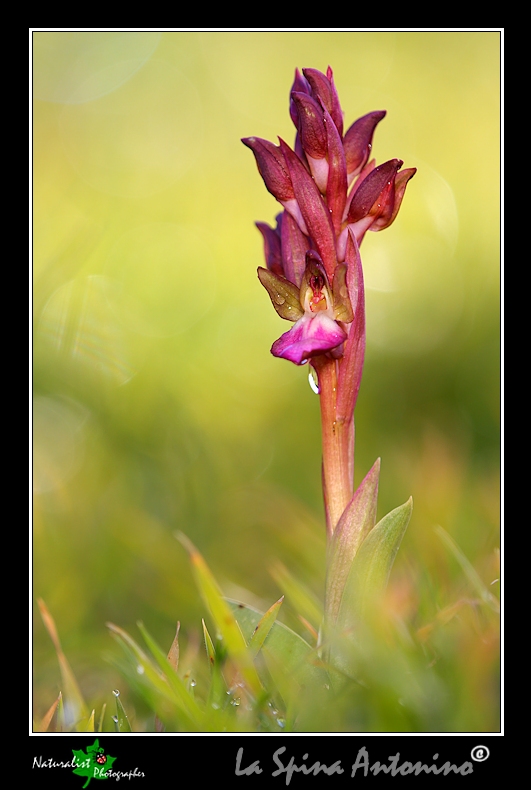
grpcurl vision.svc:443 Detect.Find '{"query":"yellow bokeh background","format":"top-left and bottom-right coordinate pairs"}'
top-left (33, 31), bottom-right (500, 731)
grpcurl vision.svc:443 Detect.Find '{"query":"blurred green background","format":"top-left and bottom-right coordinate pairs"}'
top-left (33, 31), bottom-right (500, 731)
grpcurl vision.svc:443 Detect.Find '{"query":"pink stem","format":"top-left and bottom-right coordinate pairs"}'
top-left (315, 356), bottom-right (354, 538)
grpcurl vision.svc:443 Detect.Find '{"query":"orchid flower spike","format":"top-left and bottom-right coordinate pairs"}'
top-left (243, 66), bottom-right (415, 371)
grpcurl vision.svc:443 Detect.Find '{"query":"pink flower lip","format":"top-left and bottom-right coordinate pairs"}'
top-left (271, 311), bottom-right (347, 365)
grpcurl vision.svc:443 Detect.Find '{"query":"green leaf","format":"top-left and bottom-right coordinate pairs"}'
top-left (338, 496), bottom-right (412, 628)
top-left (325, 458), bottom-right (380, 626)
top-left (228, 599), bottom-right (328, 693)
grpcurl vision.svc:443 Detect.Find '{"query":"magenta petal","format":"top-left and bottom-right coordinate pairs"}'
top-left (323, 106), bottom-right (348, 235)
top-left (343, 111), bottom-right (387, 182)
top-left (289, 68), bottom-right (312, 127)
top-left (271, 313), bottom-right (346, 365)
top-left (256, 219), bottom-right (283, 276)
top-left (278, 138), bottom-right (337, 282)
top-left (291, 91), bottom-right (327, 160)
top-left (370, 166), bottom-right (417, 231)
top-left (241, 137), bottom-right (294, 202)
top-left (337, 229), bottom-right (366, 421)
top-left (347, 158), bottom-right (403, 224)
top-left (302, 67), bottom-right (343, 137)
top-left (280, 210), bottom-right (309, 288)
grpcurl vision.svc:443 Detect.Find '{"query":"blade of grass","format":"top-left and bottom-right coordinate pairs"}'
top-left (136, 621), bottom-right (205, 727)
top-left (176, 533), bottom-right (263, 698)
top-left (201, 618), bottom-right (232, 717)
top-left (56, 691), bottom-right (65, 732)
top-left (112, 690), bottom-right (132, 732)
top-left (36, 694), bottom-right (60, 732)
top-left (202, 618), bottom-right (216, 670)
top-left (167, 623), bottom-right (180, 672)
top-left (269, 562), bottom-right (323, 634)
top-left (107, 621), bottom-right (201, 731)
top-left (155, 623), bottom-right (181, 732)
top-left (248, 596), bottom-right (284, 658)
top-left (37, 598), bottom-right (87, 730)
top-left (435, 525), bottom-right (500, 612)
top-left (97, 704), bottom-right (106, 733)
top-left (81, 710), bottom-right (95, 732)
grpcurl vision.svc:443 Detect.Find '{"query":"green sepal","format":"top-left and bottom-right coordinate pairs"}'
top-left (332, 263), bottom-right (354, 322)
top-left (257, 267), bottom-right (304, 321)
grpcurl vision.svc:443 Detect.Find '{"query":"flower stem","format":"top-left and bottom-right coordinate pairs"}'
top-left (315, 356), bottom-right (354, 538)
